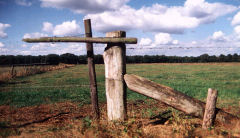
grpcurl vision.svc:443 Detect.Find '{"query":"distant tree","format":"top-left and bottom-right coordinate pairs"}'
top-left (46, 54), bottom-right (60, 65)
top-left (60, 53), bottom-right (78, 64)
top-left (233, 53), bottom-right (239, 62)
top-left (219, 54), bottom-right (226, 62)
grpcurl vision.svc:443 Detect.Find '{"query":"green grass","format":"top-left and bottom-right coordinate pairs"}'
top-left (0, 63), bottom-right (240, 108)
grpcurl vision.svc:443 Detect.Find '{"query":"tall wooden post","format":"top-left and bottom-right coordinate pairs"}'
top-left (202, 88), bottom-right (218, 129)
top-left (84, 19), bottom-right (100, 120)
top-left (103, 31), bottom-right (127, 121)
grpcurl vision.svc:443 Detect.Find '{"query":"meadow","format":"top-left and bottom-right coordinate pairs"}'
top-left (0, 63), bottom-right (240, 137)
top-left (1, 63), bottom-right (240, 107)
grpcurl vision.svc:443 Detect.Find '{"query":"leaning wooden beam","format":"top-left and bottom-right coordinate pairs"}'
top-left (23, 37), bottom-right (137, 44)
top-left (124, 74), bottom-right (239, 125)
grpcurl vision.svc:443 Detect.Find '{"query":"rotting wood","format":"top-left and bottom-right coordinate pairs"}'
top-left (202, 88), bottom-right (218, 129)
top-left (124, 74), bottom-right (239, 125)
top-left (103, 31), bottom-right (127, 121)
top-left (23, 37), bottom-right (137, 44)
top-left (84, 19), bottom-right (100, 120)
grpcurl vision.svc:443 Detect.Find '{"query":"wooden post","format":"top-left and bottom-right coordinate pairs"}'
top-left (11, 65), bottom-right (15, 78)
top-left (202, 88), bottom-right (218, 129)
top-left (124, 74), bottom-right (239, 125)
top-left (103, 31), bottom-right (127, 121)
top-left (84, 19), bottom-right (100, 120)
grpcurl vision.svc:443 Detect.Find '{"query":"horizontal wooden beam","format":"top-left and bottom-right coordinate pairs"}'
top-left (23, 37), bottom-right (137, 44)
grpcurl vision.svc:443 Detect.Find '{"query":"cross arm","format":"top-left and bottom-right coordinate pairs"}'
top-left (22, 37), bottom-right (137, 44)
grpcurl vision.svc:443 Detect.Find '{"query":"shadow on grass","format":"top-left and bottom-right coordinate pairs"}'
top-left (149, 110), bottom-right (172, 125)
top-left (0, 80), bottom-right (31, 86)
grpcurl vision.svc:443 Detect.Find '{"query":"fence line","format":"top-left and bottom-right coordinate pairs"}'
top-left (126, 46), bottom-right (240, 50)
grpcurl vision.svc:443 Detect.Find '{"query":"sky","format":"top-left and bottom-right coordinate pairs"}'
top-left (0, 0), bottom-right (240, 56)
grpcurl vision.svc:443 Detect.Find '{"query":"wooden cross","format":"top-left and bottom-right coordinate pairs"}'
top-left (23, 19), bottom-right (138, 121)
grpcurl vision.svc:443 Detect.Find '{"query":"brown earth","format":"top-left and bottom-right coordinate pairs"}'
top-left (0, 100), bottom-right (239, 138)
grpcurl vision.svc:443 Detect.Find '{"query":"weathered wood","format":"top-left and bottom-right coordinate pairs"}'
top-left (23, 37), bottom-right (137, 44)
top-left (84, 19), bottom-right (100, 120)
top-left (103, 31), bottom-right (127, 121)
top-left (202, 88), bottom-right (218, 129)
top-left (124, 74), bottom-right (239, 125)
top-left (11, 65), bottom-right (15, 77)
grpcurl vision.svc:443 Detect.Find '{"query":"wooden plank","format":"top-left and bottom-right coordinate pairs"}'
top-left (84, 19), bottom-right (100, 120)
top-left (103, 31), bottom-right (127, 121)
top-left (23, 37), bottom-right (137, 44)
top-left (124, 74), bottom-right (239, 125)
top-left (202, 88), bottom-right (218, 129)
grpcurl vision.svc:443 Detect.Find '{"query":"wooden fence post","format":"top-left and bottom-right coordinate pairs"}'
top-left (103, 31), bottom-right (127, 121)
top-left (84, 19), bottom-right (100, 120)
top-left (202, 88), bottom-right (218, 129)
top-left (11, 65), bottom-right (15, 78)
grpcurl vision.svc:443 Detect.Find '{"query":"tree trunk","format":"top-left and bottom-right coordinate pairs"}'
top-left (124, 74), bottom-right (239, 125)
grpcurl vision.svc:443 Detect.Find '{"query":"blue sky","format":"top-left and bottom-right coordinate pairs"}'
top-left (0, 0), bottom-right (240, 56)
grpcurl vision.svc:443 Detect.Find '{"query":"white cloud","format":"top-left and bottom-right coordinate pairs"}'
top-left (42, 22), bottom-right (53, 33)
top-left (21, 44), bottom-right (27, 48)
top-left (184, 0), bottom-right (236, 24)
top-left (210, 31), bottom-right (227, 41)
top-left (234, 25), bottom-right (240, 34)
top-left (192, 41), bottom-right (197, 44)
top-left (23, 32), bottom-right (48, 38)
top-left (233, 25), bottom-right (240, 39)
top-left (0, 48), bottom-right (9, 54)
top-left (15, 0), bottom-right (32, 6)
top-left (172, 40), bottom-right (179, 45)
top-left (19, 50), bottom-right (32, 55)
top-left (0, 42), bottom-right (9, 54)
top-left (53, 20), bottom-right (80, 36)
top-left (139, 38), bottom-right (152, 46)
top-left (232, 11), bottom-right (240, 26)
top-left (30, 43), bottom-right (48, 51)
top-left (40, 0), bottom-right (129, 14)
top-left (154, 33), bottom-right (178, 45)
top-left (0, 42), bottom-right (4, 48)
top-left (85, 0), bottom-right (236, 34)
top-left (0, 23), bottom-right (11, 38)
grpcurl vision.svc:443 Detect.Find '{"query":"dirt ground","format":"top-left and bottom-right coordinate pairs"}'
top-left (0, 100), bottom-right (239, 138)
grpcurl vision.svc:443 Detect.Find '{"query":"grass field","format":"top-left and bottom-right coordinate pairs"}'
top-left (0, 63), bottom-right (240, 137)
top-left (1, 63), bottom-right (240, 107)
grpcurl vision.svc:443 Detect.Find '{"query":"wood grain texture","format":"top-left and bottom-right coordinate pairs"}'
top-left (124, 74), bottom-right (239, 125)
top-left (84, 19), bottom-right (99, 120)
top-left (103, 31), bottom-right (127, 121)
top-left (202, 88), bottom-right (218, 129)
top-left (23, 37), bottom-right (137, 44)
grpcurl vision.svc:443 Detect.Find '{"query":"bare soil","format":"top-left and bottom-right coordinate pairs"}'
top-left (0, 100), bottom-right (239, 138)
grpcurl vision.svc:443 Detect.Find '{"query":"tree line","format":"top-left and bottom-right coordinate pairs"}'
top-left (0, 53), bottom-right (239, 65)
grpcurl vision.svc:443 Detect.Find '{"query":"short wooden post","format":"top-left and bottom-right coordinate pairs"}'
top-left (103, 31), bottom-right (127, 121)
top-left (202, 88), bottom-right (218, 129)
top-left (11, 65), bottom-right (15, 78)
top-left (84, 19), bottom-right (100, 120)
